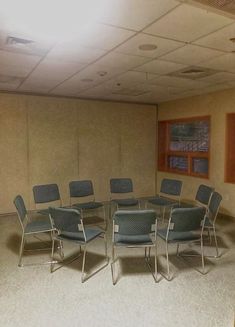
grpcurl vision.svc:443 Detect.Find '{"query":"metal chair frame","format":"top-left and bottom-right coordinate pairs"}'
top-left (69, 180), bottom-right (107, 230)
top-left (146, 178), bottom-right (183, 222)
top-left (49, 207), bottom-right (109, 283)
top-left (14, 195), bottom-right (57, 267)
top-left (204, 191), bottom-right (222, 258)
top-left (111, 210), bottom-right (158, 285)
top-left (158, 207), bottom-right (207, 281)
top-left (110, 178), bottom-right (140, 218)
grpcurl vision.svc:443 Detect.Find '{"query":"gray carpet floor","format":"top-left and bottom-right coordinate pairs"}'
top-left (0, 211), bottom-right (234, 327)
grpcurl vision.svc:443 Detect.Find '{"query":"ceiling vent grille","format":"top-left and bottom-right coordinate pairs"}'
top-left (167, 66), bottom-right (218, 80)
top-left (187, 0), bottom-right (235, 16)
top-left (6, 36), bottom-right (34, 46)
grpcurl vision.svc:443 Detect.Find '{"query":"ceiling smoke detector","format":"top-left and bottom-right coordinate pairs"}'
top-left (138, 44), bottom-right (157, 51)
top-left (97, 71), bottom-right (107, 77)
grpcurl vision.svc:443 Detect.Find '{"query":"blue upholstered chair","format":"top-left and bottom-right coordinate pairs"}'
top-left (157, 206), bottom-right (206, 280)
top-left (49, 207), bottom-right (108, 282)
top-left (13, 195), bottom-right (54, 267)
top-left (204, 191), bottom-right (222, 258)
top-left (195, 184), bottom-right (214, 208)
top-left (110, 178), bottom-right (140, 211)
top-left (33, 183), bottom-right (62, 215)
top-left (147, 178), bottom-right (182, 222)
top-left (111, 210), bottom-right (157, 285)
top-left (69, 180), bottom-right (106, 229)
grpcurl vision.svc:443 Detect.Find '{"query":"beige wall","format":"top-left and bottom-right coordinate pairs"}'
top-left (158, 87), bottom-right (235, 217)
top-left (0, 93), bottom-right (156, 214)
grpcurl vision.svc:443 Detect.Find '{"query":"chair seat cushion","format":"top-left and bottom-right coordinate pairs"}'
top-left (148, 196), bottom-right (177, 207)
top-left (25, 220), bottom-right (52, 233)
top-left (112, 198), bottom-right (139, 207)
top-left (58, 227), bottom-right (103, 243)
top-left (114, 233), bottom-right (153, 245)
top-left (157, 229), bottom-right (200, 242)
top-left (73, 201), bottom-right (103, 210)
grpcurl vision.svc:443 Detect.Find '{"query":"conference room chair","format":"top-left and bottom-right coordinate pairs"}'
top-left (33, 183), bottom-right (62, 215)
top-left (157, 206), bottom-right (206, 281)
top-left (195, 184), bottom-right (214, 208)
top-left (110, 178), bottom-right (140, 214)
top-left (69, 180), bottom-right (106, 229)
top-left (204, 191), bottom-right (222, 258)
top-left (49, 207), bottom-right (108, 282)
top-left (13, 195), bottom-right (54, 267)
top-left (147, 178), bottom-right (183, 222)
top-left (111, 209), bottom-right (157, 285)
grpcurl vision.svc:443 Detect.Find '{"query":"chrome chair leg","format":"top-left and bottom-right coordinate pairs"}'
top-left (200, 236), bottom-right (205, 274)
top-left (18, 234), bottom-right (25, 267)
top-left (176, 243), bottom-right (180, 256)
top-left (81, 245), bottom-right (87, 283)
top-left (154, 243), bottom-right (158, 282)
top-left (50, 238), bottom-right (55, 273)
top-left (166, 243), bottom-right (170, 280)
top-left (111, 244), bottom-right (116, 285)
top-left (213, 225), bottom-right (219, 258)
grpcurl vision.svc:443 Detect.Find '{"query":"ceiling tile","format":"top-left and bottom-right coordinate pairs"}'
top-left (52, 63), bottom-right (125, 95)
top-left (95, 52), bottom-right (150, 69)
top-left (194, 23), bottom-right (235, 52)
top-left (28, 58), bottom-right (85, 81)
top-left (75, 23), bottom-right (135, 51)
top-left (115, 33), bottom-right (184, 58)
top-left (47, 43), bottom-right (106, 64)
top-left (199, 53), bottom-right (235, 73)
top-left (134, 59), bottom-right (187, 75)
top-left (0, 50), bottom-right (41, 77)
top-left (198, 72), bottom-right (235, 84)
top-left (113, 71), bottom-right (158, 86)
top-left (18, 78), bottom-right (54, 93)
top-left (144, 4), bottom-right (233, 42)
top-left (149, 75), bottom-right (209, 89)
top-left (159, 44), bottom-right (224, 65)
top-left (99, 0), bottom-right (180, 31)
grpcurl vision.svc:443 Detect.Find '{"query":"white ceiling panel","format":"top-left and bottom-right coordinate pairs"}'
top-left (200, 53), bottom-right (235, 73)
top-left (149, 75), bottom-right (209, 89)
top-left (159, 44), bottom-right (224, 65)
top-left (198, 72), bottom-right (235, 84)
top-left (74, 23), bottom-right (135, 51)
top-left (112, 71), bottom-right (158, 86)
top-left (194, 22), bottom-right (235, 52)
top-left (47, 43), bottom-right (106, 64)
top-left (144, 4), bottom-right (233, 42)
top-left (0, 50), bottom-right (41, 77)
top-left (135, 59), bottom-right (187, 75)
top-left (95, 52), bottom-right (150, 70)
top-left (18, 78), bottom-right (55, 93)
top-left (115, 33), bottom-right (185, 58)
top-left (27, 58), bottom-right (85, 81)
top-left (99, 0), bottom-right (180, 31)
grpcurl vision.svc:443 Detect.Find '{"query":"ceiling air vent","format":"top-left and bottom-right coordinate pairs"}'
top-left (6, 36), bottom-right (34, 46)
top-left (1, 34), bottom-right (52, 56)
top-left (168, 66), bottom-right (218, 80)
top-left (184, 0), bottom-right (235, 16)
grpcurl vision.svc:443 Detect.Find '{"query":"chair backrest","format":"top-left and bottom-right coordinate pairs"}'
top-left (13, 195), bottom-right (27, 229)
top-left (49, 207), bottom-right (82, 233)
top-left (195, 184), bottom-right (214, 206)
top-left (160, 178), bottom-right (182, 197)
top-left (113, 210), bottom-right (156, 236)
top-left (208, 192), bottom-right (222, 223)
top-left (69, 180), bottom-right (94, 198)
top-left (110, 178), bottom-right (133, 194)
top-left (169, 207), bottom-right (206, 233)
top-left (33, 184), bottom-right (61, 205)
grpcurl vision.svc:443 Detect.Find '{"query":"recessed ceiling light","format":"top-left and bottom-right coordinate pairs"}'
top-left (81, 78), bottom-right (93, 82)
top-left (97, 71), bottom-right (107, 77)
top-left (138, 44), bottom-right (157, 51)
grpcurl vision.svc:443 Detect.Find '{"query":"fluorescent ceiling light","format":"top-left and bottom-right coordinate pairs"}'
top-left (0, 0), bottom-right (109, 41)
